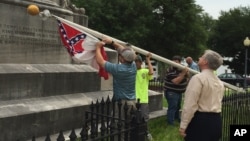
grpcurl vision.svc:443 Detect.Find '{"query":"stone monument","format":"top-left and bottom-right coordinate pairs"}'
top-left (0, 0), bottom-right (116, 140)
top-left (0, 0), bottom-right (162, 140)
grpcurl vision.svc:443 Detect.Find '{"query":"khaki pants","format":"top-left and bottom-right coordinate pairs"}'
top-left (113, 100), bottom-right (136, 141)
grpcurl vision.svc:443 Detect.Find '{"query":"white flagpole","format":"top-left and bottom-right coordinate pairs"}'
top-left (50, 14), bottom-right (244, 93)
top-left (53, 16), bottom-right (195, 71)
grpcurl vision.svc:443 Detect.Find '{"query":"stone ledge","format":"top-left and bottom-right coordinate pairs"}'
top-left (0, 64), bottom-right (103, 100)
top-left (0, 90), bottom-right (163, 119)
top-left (0, 91), bottom-right (112, 118)
top-left (0, 64), bottom-right (97, 74)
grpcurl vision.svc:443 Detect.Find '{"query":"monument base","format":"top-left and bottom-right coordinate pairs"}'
top-left (0, 90), bottom-right (163, 141)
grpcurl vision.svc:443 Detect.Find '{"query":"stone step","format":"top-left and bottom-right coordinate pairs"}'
top-left (0, 64), bottom-right (101, 101)
top-left (0, 91), bottom-right (112, 141)
top-left (0, 91), bottom-right (163, 141)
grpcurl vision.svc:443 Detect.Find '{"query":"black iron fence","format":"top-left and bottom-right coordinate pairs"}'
top-left (81, 97), bottom-right (146, 141)
top-left (24, 97), bottom-right (146, 141)
top-left (221, 91), bottom-right (250, 141)
top-left (149, 79), bottom-right (164, 92)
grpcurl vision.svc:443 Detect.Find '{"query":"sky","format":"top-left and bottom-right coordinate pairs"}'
top-left (194, 0), bottom-right (249, 74)
top-left (195, 0), bottom-right (250, 19)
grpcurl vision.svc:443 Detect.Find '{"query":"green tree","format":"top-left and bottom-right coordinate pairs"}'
top-left (200, 13), bottom-right (217, 47)
top-left (208, 6), bottom-right (250, 75)
top-left (72, 0), bottom-right (207, 61)
top-left (72, 0), bottom-right (154, 46)
top-left (147, 0), bottom-right (207, 60)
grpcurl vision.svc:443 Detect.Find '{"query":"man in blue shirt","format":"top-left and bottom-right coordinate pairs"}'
top-left (186, 57), bottom-right (200, 72)
top-left (95, 37), bottom-right (136, 101)
top-left (96, 37), bottom-right (137, 141)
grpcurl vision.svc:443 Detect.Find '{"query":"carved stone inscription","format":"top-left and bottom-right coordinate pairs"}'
top-left (0, 3), bottom-right (70, 64)
top-left (0, 24), bottom-right (61, 47)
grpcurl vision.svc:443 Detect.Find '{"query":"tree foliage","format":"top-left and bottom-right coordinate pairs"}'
top-left (72, 0), bottom-right (208, 61)
top-left (208, 6), bottom-right (250, 75)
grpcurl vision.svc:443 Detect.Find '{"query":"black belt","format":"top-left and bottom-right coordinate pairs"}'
top-left (195, 111), bottom-right (221, 116)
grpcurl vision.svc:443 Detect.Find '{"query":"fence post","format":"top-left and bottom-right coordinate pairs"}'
top-left (100, 98), bottom-right (106, 138)
top-left (90, 102), bottom-right (97, 139)
top-left (130, 100), bottom-right (146, 141)
top-left (124, 102), bottom-right (130, 141)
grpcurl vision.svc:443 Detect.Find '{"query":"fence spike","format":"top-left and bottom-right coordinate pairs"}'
top-left (96, 99), bottom-right (99, 106)
top-left (80, 124), bottom-right (89, 140)
top-left (101, 97), bottom-right (105, 104)
top-left (69, 128), bottom-right (77, 141)
top-left (90, 101), bottom-right (94, 109)
top-left (106, 96), bottom-right (111, 103)
top-left (45, 133), bottom-right (51, 141)
top-left (57, 130), bottom-right (65, 141)
top-left (136, 99), bottom-right (141, 110)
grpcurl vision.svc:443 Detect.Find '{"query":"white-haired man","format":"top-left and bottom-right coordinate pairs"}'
top-left (180, 50), bottom-right (225, 141)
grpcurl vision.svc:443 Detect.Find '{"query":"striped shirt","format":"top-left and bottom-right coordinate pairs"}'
top-left (164, 67), bottom-right (189, 93)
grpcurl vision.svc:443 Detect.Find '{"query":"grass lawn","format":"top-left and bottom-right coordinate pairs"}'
top-left (147, 97), bottom-right (183, 141)
top-left (148, 116), bottom-right (183, 141)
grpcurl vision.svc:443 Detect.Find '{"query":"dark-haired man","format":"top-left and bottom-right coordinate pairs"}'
top-left (164, 55), bottom-right (189, 125)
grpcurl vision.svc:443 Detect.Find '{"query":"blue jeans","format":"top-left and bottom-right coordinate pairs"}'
top-left (164, 90), bottom-right (182, 125)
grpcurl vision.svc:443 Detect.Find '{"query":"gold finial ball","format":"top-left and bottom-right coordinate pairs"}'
top-left (27, 4), bottom-right (40, 16)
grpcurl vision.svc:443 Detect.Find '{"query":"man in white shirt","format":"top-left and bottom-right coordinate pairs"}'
top-left (180, 50), bottom-right (224, 141)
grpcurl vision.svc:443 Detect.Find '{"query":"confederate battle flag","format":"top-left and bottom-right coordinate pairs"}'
top-left (57, 19), bottom-right (109, 80)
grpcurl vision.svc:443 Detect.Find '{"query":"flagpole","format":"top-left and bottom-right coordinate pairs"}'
top-left (53, 15), bottom-right (195, 71)
top-left (50, 14), bottom-right (244, 93)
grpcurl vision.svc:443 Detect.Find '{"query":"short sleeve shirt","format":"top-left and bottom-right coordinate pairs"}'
top-left (104, 62), bottom-right (136, 101)
top-left (136, 69), bottom-right (153, 103)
